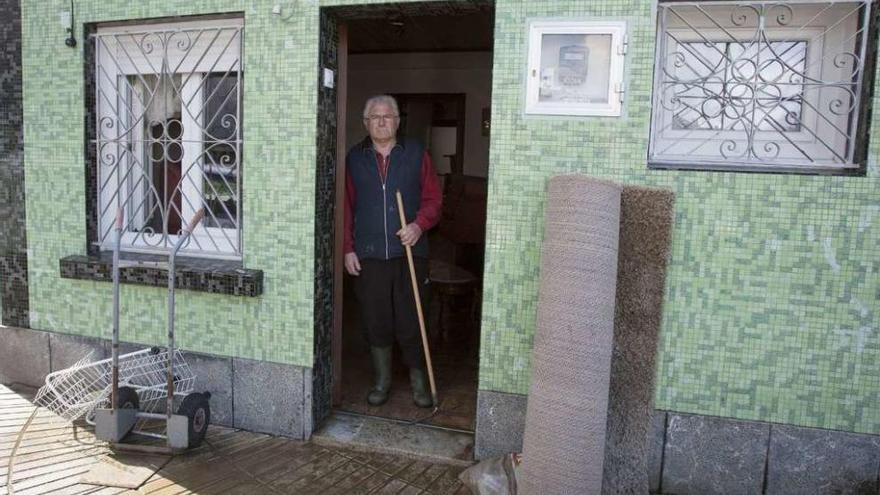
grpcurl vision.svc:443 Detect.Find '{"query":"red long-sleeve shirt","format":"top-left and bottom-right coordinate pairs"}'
top-left (344, 150), bottom-right (442, 255)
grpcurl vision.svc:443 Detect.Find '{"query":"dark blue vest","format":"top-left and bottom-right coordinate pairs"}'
top-left (347, 137), bottom-right (429, 260)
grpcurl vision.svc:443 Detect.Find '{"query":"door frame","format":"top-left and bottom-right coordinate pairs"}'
top-left (321, 0), bottom-right (495, 415)
top-left (332, 22), bottom-right (349, 405)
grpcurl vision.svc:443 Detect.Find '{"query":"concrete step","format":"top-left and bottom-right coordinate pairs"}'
top-left (311, 411), bottom-right (474, 467)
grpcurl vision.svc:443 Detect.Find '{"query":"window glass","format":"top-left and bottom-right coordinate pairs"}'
top-left (202, 72), bottom-right (240, 230)
top-left (539, 34), bottom-right (612, 104)
top-left (672, 41), bottom-right (806, 132)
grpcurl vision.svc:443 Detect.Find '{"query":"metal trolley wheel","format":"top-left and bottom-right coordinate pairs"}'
top-left (177, 392), bottom-right (211, 448)
top-left (116, 386), bottom-right (140, 436)
top-left (116, 386), bottom-right (140, 410)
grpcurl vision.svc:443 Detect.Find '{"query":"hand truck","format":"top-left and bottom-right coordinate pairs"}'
top-left (93, 208), bottom-right (211, 454)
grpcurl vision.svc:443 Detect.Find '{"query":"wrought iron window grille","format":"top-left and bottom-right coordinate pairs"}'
top-left (649, 0), bottom-right (876, 173)
top-left (93, 19), bottom-right (243, 258)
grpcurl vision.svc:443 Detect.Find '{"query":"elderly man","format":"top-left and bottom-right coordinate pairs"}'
top-left (344, 95), bottom-right (442, 408)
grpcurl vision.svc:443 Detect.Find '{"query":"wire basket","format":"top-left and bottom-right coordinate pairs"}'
top-left (35, 347), bottom-right (195, 428)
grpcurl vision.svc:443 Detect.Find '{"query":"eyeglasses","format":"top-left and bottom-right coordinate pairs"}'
top-left (365, 114), bottom-right (399, 123)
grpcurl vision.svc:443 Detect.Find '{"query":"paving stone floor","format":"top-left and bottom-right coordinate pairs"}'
top-left (0, 385), bottom-right (471, 494)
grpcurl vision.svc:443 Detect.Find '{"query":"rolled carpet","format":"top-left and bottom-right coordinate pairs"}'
top-left (519, 175), bottom-right (622, 495)
top-left (602, 186), bottom-right (676, 494)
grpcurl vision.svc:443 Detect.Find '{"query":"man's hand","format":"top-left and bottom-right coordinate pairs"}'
top-left (344, 252), bottom-right (361, 276)
top-left (397, 223), bottom-right (422, 247)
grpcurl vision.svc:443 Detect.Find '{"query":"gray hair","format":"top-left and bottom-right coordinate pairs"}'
top-left (362, 95), bottom-right (400, 119)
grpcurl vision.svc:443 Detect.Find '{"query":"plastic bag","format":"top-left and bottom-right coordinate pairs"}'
top-left (458, 452), bottom-right (522, 495)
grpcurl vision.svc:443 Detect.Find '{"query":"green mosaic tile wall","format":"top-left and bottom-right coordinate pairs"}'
top-left (479, 0), bottom-right (880, 435)
top-left (21, 0), bottom-right (321, 366)
top-left (20, 0), bottom-right (880, 434)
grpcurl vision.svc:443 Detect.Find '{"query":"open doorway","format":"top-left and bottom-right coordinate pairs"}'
top-left (326, 2), bottom-right (494, 432)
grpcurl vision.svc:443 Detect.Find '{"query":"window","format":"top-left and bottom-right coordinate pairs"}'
top-left (525, 20), bottom-right (628, 117)
top-left (94, 18), bottom-right (243, 258)
top-left (649, 1), bottom-right (874, 173)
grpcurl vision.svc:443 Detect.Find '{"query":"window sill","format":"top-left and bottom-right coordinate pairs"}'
top-left (59, 253), bottom-right (263, 297)
top-left (647, 160), bottom-right (866, 176)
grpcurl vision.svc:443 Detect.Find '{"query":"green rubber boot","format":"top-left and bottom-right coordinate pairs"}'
top-left (409, 368), bottom-right (434, 408)
top-left (367, 346), bottom-right (392, 406)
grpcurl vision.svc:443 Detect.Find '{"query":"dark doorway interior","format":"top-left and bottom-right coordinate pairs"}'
top-left (331, 2), bottom-right (494, 431)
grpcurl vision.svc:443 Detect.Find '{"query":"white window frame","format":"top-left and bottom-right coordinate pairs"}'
top-left (95, 18), bottom-right (243, 259)
top-left (649, 1), bottom-right (872, 173)
top-left (525, 20), bottom-right (628, 117)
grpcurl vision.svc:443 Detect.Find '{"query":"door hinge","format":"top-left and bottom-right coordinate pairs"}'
top-left (618, 34), bottom-right (628, 56)
top-left (615, 82), bottom-right (626, 104)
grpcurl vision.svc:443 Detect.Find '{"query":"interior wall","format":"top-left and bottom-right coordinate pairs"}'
top-left (346, 51), bottom-right (492, 177)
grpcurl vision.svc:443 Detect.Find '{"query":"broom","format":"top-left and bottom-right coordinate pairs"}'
top-left (395, 190), bottom-right (440, 418)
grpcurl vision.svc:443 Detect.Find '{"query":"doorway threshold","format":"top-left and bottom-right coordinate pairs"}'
top-left (312, 411), bottom-right (474, 467)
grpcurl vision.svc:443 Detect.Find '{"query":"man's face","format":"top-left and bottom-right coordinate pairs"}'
top-left (364, 102), bottom-right (399, 142)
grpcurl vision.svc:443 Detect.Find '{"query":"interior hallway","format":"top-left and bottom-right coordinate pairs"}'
top-left (337, 250), bottom-right (480, 431)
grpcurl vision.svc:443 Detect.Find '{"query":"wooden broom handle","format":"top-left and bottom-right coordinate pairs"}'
top-left (395, 190), bottom-right (438, 403)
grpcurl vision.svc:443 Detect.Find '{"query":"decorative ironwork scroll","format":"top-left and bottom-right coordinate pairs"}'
top-left (650, 1), bottom-right (873, 171)
top-left (93, 21), bottom-right (243, 257)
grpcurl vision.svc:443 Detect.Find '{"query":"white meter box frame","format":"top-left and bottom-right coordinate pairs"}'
top-left (525, 20), bottom-right (627, 117)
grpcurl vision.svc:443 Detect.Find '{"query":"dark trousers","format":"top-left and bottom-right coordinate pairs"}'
top-left (353, 257), bottom-right (430, 370)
